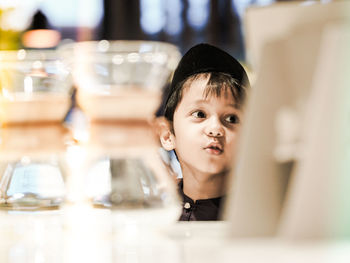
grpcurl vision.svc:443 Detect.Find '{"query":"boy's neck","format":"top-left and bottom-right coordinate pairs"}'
top-left (182, 169), bottom-right (228, 201)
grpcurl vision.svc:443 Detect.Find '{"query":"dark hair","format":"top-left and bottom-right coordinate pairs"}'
top-left (164, 72), bottom-right (247, 121)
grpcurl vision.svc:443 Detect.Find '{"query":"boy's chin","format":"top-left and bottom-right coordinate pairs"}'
top-left (198, 165), bottom-right (231, 176)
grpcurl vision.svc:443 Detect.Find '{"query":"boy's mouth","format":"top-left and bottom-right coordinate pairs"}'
top-left (204, 143), bottom-right (223, 155)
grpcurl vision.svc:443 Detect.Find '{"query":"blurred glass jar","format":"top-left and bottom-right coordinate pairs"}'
top-left (0, 124), bottom-right (69, 210)
top-left (59, 40), bottom-right (181, 121)
top-left (0, 49), bottom-right (73, 124)
top-left (60, 40), bottom-right (182, 226)
top-left (77, 122), bottom-right (181, 227)
top-left (0, 49), bottom-right (72, 210)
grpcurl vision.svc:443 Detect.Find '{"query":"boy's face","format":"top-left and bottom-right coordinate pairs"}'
top-left (167, 76), bottom-right (242, 176)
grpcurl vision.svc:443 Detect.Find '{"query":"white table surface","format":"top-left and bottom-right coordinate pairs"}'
top-left (1, 208), bottom-right (350, 263)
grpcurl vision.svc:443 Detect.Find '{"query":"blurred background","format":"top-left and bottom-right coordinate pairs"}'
top-left (0, 0), bottom-right (320, 61)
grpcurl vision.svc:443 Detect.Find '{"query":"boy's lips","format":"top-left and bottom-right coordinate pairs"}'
top-left (204, 142), bottom-right (223, 155)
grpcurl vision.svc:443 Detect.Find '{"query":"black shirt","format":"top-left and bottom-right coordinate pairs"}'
top-left (178, 179), bottom-right (223, 221)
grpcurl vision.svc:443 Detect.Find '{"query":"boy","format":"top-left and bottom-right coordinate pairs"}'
top-left (159, 43), bottom-right (250, 221)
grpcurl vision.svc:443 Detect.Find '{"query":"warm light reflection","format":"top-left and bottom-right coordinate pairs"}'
top-left (21, 29), bottom-right (61, 49)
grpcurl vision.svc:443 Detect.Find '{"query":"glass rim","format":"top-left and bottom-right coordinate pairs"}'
top-left (58, 39), bottom-right (181, 53)
top-left (58, 40), bottom-right (182, 70)
top-left (0, 49), bottom-right (62, 63)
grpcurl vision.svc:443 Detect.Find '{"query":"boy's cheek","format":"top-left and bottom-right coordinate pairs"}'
top-left (226, 130), bottom-right (242, 160)
top-left (235, 125), bottom-right (244, 145)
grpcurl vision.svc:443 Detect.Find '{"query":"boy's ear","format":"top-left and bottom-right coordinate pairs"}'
top-left (156, 117), bottom-right (176, 151)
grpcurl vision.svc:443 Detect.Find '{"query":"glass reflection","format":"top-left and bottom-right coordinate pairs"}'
top-left (87, 157), bottom-right (167, 209)
top-left (0, 159), bottom-right (66, 210)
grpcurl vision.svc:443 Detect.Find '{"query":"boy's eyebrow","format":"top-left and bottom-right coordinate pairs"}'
top-left (192, 99), bottom-right (241, 109)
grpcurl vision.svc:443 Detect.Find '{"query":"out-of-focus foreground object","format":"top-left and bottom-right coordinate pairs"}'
top-left (60, 40), bottom-right (181, 121)
top-left (0, 124), bottom-right (69, 210)
top-left (0, 48), bottom-right (72, 210)
top-left (0, 49), bottom-right (72, 124)
top-left (59, 40), bottom-right (182, 230)
top-left (224, 0), bottom-right (350, 239)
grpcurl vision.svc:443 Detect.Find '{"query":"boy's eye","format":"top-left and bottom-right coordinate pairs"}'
top-left (225, 114), bottom-right (239, 124)
top-left (191, 111), bottom-right (206, 118)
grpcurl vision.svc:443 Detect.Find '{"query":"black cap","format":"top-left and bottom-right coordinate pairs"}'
top-left (170, 43), bottom-right (249, 94)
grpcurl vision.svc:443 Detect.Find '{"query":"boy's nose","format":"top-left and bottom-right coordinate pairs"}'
top-left (208, 130), bottom-right (223, 137)
top-left (205, 118), bottom-right (224, 137)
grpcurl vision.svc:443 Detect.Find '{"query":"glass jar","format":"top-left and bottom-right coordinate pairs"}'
top-left (0, 49), bottom-right (72, 210)
top-left (0, 49), bottom-right (72, 124)
top-left (0, 124), bottom-right (69, 210)
top-left (60, 40), bottom-right (182, 227)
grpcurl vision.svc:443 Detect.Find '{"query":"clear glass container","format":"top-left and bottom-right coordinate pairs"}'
top-left (60, 40), bottom-right (181, 121)
top-left (83, 122), bottom-right (181, 226)
top-left (0, 49), bottom-right (72, 124)
top-left (0, 124), bottom-right (69, 210)
top-left (0, 49), bottom-right (72, 210)
top-left (60, 40), bottom-right (182, 227)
